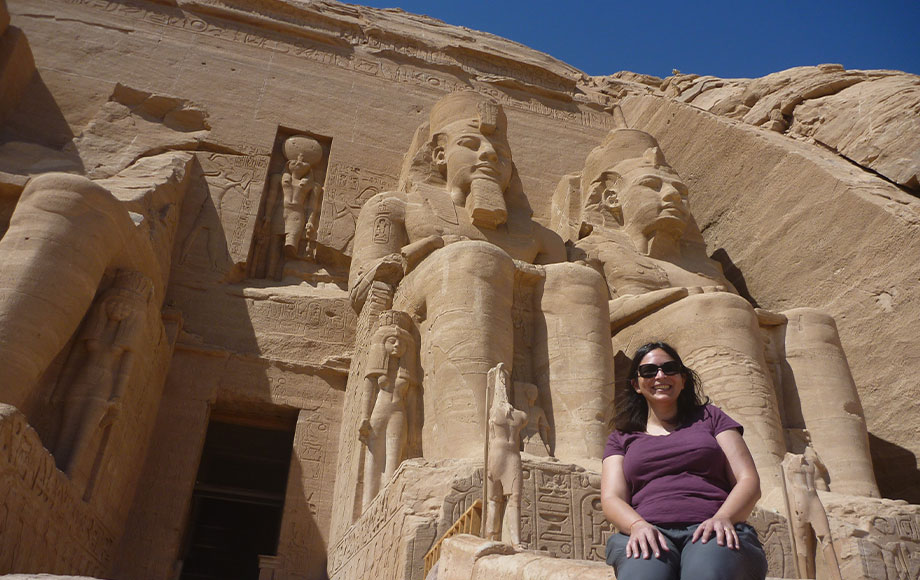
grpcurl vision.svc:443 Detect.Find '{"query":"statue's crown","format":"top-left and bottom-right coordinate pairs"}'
top-left (429, 91), bottom-right (506, 138)
top-left (114, 269), bottom-right (154, 299)
top-left (377, 310), bottom-right (413, 332)
top-left (581, 107), bottom-right (665, 190)
top-left (283, 134), bottom-right (324, 165)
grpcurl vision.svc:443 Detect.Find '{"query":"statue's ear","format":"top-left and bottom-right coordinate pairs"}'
top-left (601, 173), bottom-right (624, 226)
top-left (433, 134), bottom-right (447, 173)
top-left (643, 146), bottom-right (667, 167)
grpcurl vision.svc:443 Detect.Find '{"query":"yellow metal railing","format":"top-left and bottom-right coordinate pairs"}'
top-left (423, 499), bottom-right (483, 576)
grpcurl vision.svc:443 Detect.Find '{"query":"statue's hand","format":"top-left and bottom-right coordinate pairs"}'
top-left (441, 234), bottom-right (470, 246)
top-left (358, 418), bottom-right (371, 444)
top-left (609, 287), bottom-right (689, 333)
top-left (400, 235), bottom-right (445, 272)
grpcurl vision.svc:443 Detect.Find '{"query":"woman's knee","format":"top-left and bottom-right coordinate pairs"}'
top-left (680, 525), bottom-right (767, 580)
top-left (606, 532), bottom-right (680, 580)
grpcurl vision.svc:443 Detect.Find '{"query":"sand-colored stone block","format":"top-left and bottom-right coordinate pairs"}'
top-left (438, 535), bottom-right (516, 580)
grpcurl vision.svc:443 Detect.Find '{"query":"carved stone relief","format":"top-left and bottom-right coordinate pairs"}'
top-left (249, 130), bottom-right (331, 280)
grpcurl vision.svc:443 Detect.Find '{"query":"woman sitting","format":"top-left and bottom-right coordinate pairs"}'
top-left (601, 341), bottom-right (768, 580)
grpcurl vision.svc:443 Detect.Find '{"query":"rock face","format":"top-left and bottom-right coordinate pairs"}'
top-left (1, 0), bottom-right (919, 579)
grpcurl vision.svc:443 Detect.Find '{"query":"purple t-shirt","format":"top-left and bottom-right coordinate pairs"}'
top-left (604, 404), bottom-right (742, 526)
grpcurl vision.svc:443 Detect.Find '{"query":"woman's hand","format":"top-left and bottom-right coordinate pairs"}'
top-left (627, 520), bottom-right (670, 559)
top-left (692, 516), bottom-right (739, 549)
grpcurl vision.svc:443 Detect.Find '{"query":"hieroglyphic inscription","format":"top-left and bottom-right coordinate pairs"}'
top-left (519, 463), bottom-right (614, 560)
top-left (0, 406), bottom-right (116, 574)
top-left (318, 164), bottom-right (394, 253)
top-left (747, 507), bottom-right (795, 578)
top-left (855, 515), bottom-right (920, 580)
top-left (327, 471), bottom-right (405, 578)
top-left (180, 152), bottom-right (269, 270)
top-left (65, 0), bottom-right (615, 129)
top-left (439, 469), bottom-right (485, 539)
top-left (246, 296), bottom-right (354, 344)
top-left (275, 408), bottom-right (334, 580)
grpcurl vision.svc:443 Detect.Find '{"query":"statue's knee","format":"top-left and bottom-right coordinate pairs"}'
top-left (435, 240), bottom-right (514, 279)
top-left (544, 262), bottom-right (608, 304)
top-left (783, 307), bottom-right (841, 345)
top-left (685, 292), bottom-right (757, 324)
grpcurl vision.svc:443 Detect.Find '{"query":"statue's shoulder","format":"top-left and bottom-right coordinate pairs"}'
top-left (358, 190), bottom-right (408, 217)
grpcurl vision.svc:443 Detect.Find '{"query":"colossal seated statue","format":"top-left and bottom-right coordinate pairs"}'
top-left (560, 114), bottom-right (879, 510)
top-left (348, 91), bottom-right (614, 469)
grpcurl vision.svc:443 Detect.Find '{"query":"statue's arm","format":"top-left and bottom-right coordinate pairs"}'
top-left (399, 234), bottom-right (444, 272)
top-left (609, 287), bottom-right (689, 333)
top-left (348, 193), bottom-right (409, 311)
top-left (359, 376), bottom-right (377, 444)
top-left (534, 225), bottom-right (567, 265)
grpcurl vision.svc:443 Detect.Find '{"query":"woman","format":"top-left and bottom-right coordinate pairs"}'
top-left (601, 341), bottom-right (768, 580)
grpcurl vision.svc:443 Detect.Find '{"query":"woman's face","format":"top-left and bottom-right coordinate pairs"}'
top-left (384, 334), bottom-right (406, 358)
top-left (633, 348), bottom-right (685, 405)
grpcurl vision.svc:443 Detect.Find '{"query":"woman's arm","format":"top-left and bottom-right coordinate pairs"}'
top-left (692, 429), bottom-right (761, 549)
top-left (601, 455), bottom-right (669, 559)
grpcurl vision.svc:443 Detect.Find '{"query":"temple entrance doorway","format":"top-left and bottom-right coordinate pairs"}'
top-left (179, 417), bottom-right (295, 580)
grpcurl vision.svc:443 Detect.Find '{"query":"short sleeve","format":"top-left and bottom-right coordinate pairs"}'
top-left (604, 430), bottom-right (625, 458)
top-left (706, 405), bottom-right (743, 436)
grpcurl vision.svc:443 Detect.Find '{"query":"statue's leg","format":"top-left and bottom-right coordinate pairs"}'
top-left (362, 399), bottom-right (387, 509)
top-left (55, 392), bottom-right (95, 472)
top-left (506, 468), bottom-right (523, 548)
top-left (396, 241), bottom-right (515, 460)
top-left (485, 479), bottom-right (505, 542)
top-left (59, 393), bottom-right (107, 495)
top-left (0, 174), bottom-right (134, 412)
top-left (612, 292), bottom-right (787, 510)
top-left (782, 308), bottom-right (879, 497)
top-left (382, 409), bottom-right (407, 483)
top-left (536, 262), bottom-right (613, 467)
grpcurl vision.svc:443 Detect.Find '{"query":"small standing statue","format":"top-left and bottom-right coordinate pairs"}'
top-left (359, 310), bottom-right (419, 510)
top-left (52, 269), bottom-right (153, 493)
top-left (483, 363), bottom-right (528, 549)
top-left (255, 134), bottom-right (325, 278)
top-left (516, 381), bottom-right (552, 457)
top-left (280, 135), bottom-right (324, 260)
top-left (783, 450), bottom-right (843, 580)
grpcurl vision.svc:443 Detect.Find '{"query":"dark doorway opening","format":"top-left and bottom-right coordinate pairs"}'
top-left (180, 419), bottom-right (295, 580)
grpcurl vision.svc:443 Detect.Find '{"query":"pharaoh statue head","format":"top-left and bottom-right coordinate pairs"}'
top-left (580, 110), bottom-right (691, 241)
top-left (400, 91), bottom-right (514, 229)
top-left (559, 107), bottom-right (712, 262)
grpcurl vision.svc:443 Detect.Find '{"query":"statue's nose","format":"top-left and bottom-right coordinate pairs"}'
top-left (479, 142), bottom-right (498, 162)
top-left (661, 183), bottom-right (682, 202)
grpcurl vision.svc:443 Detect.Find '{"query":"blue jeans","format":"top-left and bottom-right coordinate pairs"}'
top-left (606, 523), bottom-right (768, 580)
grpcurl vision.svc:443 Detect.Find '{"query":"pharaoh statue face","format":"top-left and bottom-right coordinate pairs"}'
top-left (613, 158), bottom-right (691, 239)
top-left (422, 92), bottom-right (511, 229)
top-left (434, 119), bottom-right (513, 198)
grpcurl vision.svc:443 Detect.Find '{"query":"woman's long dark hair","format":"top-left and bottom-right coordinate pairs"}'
top-left (612, 341), bottom-right (709, 433)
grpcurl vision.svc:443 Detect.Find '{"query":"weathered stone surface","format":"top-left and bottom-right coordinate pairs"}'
top-left (645, 65), bottom-right (920, 192)
top-left (1, 1), bottom-right (919, 579)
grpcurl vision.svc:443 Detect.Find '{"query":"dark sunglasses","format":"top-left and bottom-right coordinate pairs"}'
top-left (637, 361), bottom-right (682, 378)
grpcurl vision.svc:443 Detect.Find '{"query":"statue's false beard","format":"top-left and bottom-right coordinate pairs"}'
top-left (466, 177), bottom-right (507, 229)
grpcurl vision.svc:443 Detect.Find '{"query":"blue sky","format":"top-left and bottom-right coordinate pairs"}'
top-left (355, 0), bottom-right (920, 79)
